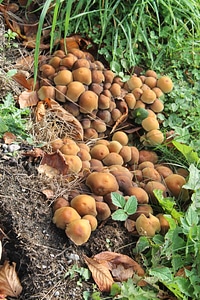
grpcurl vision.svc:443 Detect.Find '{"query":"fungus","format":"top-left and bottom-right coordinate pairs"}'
top-left (37, 86), bottom-right (55, 100)
top-left (70, 194), bottom-right (97, 217)
top-left (79, 90), bottom-right (98, 113)
top-left (141, 89), bottom-right (156, 104)
top-left (96, 202), bottom-right (111, 221)
top-left (82, 215), bottom-right (98, 231)
top-left (136, 213), bottom-right (161, 237)
top-left (112, 131), bottom-right (129, 146)
top-left (146, 129), bottom-right (164, 145)
top-left (157, 76), bottom-right (173, 93)
top-left (54, 70), bottom-right (73, 85)
top-left (66, 81), bottom-right (85, 102)
top-left (141, 117), bottom-right (160, 131)
top-left (64, 155), bottom-right (82, 173)
top-left (86, 171), bottom-right (119, 196)
top-left (53, 206), bottom-right (81, 229)
top-left (72, 67), bottom-right (92, 85)
top-left (102, 152), bottom-right (124, 166)
top-left (164, 174), bottom-right (186, 198)
top-left (65, 219), bottom-right (91, 245)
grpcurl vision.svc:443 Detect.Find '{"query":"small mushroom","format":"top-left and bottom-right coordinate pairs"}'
top-left (70, 194), bottom-right (97, 216)
top-left (53, 206), bottom-right (81, 229)
top-left (79, 90), bottom-right (98, 113)
top-left (157, 76), bottom-right (173, 93)
top-left (86, 171), bottom-right (119, 196)
top-left (141, 89), bottom-right (156, 104)
top-left (136, 213), bottom-right (161, 237)
top-left (65, 219), bottom-right (91, 245)
top-left (54, 70), bottom-right (73, 85)
top-left (112, 131), bottom-right (129, 146)
top-left (96, 202), bottom-right (111, 221)
top-left (66, 81), bottom-right (85, 102)
top-left (72, 67), bottom-right (92, 85)
top-left (82, 215), bottom-right (98, 231)
top-left (38, 86), bottom-right (55, 100)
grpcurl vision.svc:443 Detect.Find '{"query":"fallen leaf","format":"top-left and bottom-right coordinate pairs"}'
top-left (15, 55), bottom-right (47, 71)
top-left (84, 255), bottom-right (114, 292)
top-left (0, 261), bottom-right (22, 297)
top-left (110, 100), bottom-right (128, 134)
top-left (23, 148), bottom-right (44, 158)
top-left (37, 164), bottom-right (60, 179)
top-left (2, 132), bottom-right (17, 144)
top-left (60, 35), bottom-right (91, 52)
top-left (112, 264), bottom-right (134, 282)
top-left (39, 151), bottom-right (69, 176)
top-left (124, 218), bottom-right (136, 233)
top-left (42, 189), bottom-right (54, 199)
top-left (94, 251), bottom-right (145, 278)
top-left (0, 241), bottom-right (2, 261)
top-left (44, 98), bottom-right (83, 140)
top-left (12, 72), bottom-right (33, 90)
top-left (18, 90), bottom-right (39, 108)
top-left (35, 101), bottom-right (46, 122)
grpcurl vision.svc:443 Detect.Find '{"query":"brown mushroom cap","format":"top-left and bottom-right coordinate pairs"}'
top-left (52, 206), bottom-right (81, 229)
top-left (144, 76), bottom-right (157, 88)
top-left (124, 93), bottom-right (136, 109)
top-left (64, 155), bottom-right (82, 173)
top-left (40, 64), bottom-right (56, 78)
top-left (90, 144), bottom-right (110, 160)
top-left (86, 171), bottom-right (119, 196)
top-left (102, 152), bottom-right (124, 166)
top-left (70, 194), bottom-right (97, 217)
top-left (150, 99), bottom-right (164, 113)
top-left (104, 70), bottom-right (115, 83)
top-left (164, 174), bottom-right (186, 198)
top-left (126, 76), bottom-right (142, 90)
top-left (49, 56), bottom-right (62, 69)
top-left (157, 76), bottom-right (173, 93)
top-left (141, 89), bottom-right (156, 104)
top-left (60, 53), bottom-right (78, 69)
top-left (96, 202), bottom-right (111, 221)
top-left (38, 86), bottom-right (55, 100)
top-left (82, 215), bottom-right (98, 231)
top-left (73, 58), bottom-right (91, 69)
top-left (72, 67), bottom-right (92, 85)
top-left (125, 186), bottom-right (149, 204)
top-left (66, 81), bottom-right (85, 102)
top-left (141, 117), bottom-right (160, 131)
top-left (98, 94), bottom-right (111, 109)
top-left (65, 219), bottom-right (91, 245)
top-left (54, 70), bottom-right (73, 85)
top-left (55, 85), bottom-right (67, 102)
top-left (146, 129), bottom-right (164, 145)
top-left (91, 70), bottom-right (105, 84)
top-left (79, 90), bottom-right (98, 113)
top-left (109, 83), bottom-right (121, 97)
top-left (112, 131), bottom-right (129, 146)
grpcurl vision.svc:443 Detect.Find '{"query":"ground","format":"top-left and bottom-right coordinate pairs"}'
top-left (0, 148), bottom-right (136, 299)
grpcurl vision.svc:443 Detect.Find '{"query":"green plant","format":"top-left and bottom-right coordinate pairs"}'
top-left (64, 263), bottom-right (91, 287)
top-left (4, 29), bottom-right (18, 49)
top-left (0, 93), bottom-right (31, 140)
top-left (111, 192), bottom-right (137, 221)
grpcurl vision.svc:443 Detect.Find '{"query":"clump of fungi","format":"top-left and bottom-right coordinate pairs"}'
top-left (40, 44), bottom-right (189, 245)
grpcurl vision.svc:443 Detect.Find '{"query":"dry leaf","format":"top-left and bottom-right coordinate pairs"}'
top-left (41, 189), bottom-right (54, 199)
top-left (112, 264), bottom-right (134, 282)
top-left (84, 255), bottom-right (114, 292)
top-left (0, 261), bottom-right (22, 297)
top-left (2, 132), bottom-right (16, 144)
top-left (23, 148), bottom-right (44, 158)
top-left (39, 151), bottom-right (69, 176)
top-left (45, 98), bottom-right (83, 140)
top-left (110, 100), bottom-right (128, 134)
top-left (37, 164), bottom-right (60, 179)
top-left (124, 218), bottom-right (136, 233)
top-left (35, 101), bottom-right (46, 121)
top-left (60, 35), bottom-right (91, 52)
top-left (18, 90), bottom-right (39, 108)
top-left (94, 251), bottom-right (145, 278)
top-left (0, 241), bottom-right (2, 261)
top-left (12, 72), bottom-right (33, 90)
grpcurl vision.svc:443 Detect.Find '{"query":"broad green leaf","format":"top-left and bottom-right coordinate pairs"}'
top-left (132, 236), bottom-right (150, 254)
top-left (149, 267), bottom-right (173, 282)
top-left (183, 164), bottom-right (200, 191)
top-left (172, 140), bottom-right (199, 164)
top-left (111, 192), bottom-right (126, 208)
top-left (111, 209), bottom-right (128, 221)
top-left (124, 196), bottom-right (137, 215)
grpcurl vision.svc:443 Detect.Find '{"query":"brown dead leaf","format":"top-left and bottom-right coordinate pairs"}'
top-left (124, 218), bottom-right (136, 233)
top-left (37, 164), bottom-right (60, 179)
top-left (23, 148), bottom-right (44, 158)
top-left (84, 255), bottom-right (114, 292)
top-left (0, 261), bottom-right (22, 297)
top-left (110, 101), bottom-right (128, 134)
top-left (18, 90), bottom-right (39, 108)
top-left (12, 72), bottom-right (33, 90)
top-left (2, 132), bottom-right (16, 144)
top-left (112, 264), bottom-right (134, 282)
top-left (39, 150), bottom-right (69, 176)
top-left (94, 251), bottom-right (145, 278)
top-left (60, 35), bottom-right (91, 52)
top-left (35, 101), bottom-right (46, 122)
top-left (41, 189), bottom-right (54, 199)
top-left (45, 99), bottom-right (83, 140)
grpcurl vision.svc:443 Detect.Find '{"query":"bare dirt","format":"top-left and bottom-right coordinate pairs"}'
top-left (0, 151), bottom-right (135, 299)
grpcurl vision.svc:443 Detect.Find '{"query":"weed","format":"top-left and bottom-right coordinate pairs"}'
top-left (4, 29), bottom-right (18, 49)
top-left (111, 192), bottom-right (137, 221)
top-left (64, 263), bottom-right (91, 287)
top-left (0, 93), bottom-right (31, 140)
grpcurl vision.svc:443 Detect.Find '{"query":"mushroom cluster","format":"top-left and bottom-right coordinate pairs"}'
top-left (51, 132), bottom-right (188, 242)
top-left (38, 48), bottom-right (173, 144)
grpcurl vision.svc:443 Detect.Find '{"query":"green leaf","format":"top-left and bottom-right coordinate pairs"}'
top-left (111, 209), bottom-right (128, 221)
top-left (131, 108), bottom-right (148, 124)
top-left (124, 196), bottom-right (137, 215)
top-left (172, 141), bottom-right (199, 164)
top-left (183, 164), bottom-right (200, 191)
top-left (133, 236), bottom-right (150, 254)
top-left (149, 267), bottom-right (173, 282)
top-left (111, 192), bottom-right (126, 208)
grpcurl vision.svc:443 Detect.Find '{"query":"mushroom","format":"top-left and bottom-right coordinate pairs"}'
top-left (112, 131), bottom-right (129, 146)
top-left (141, 89), bottom-right (156, 104)
top-left (79, 90), bottom-right (98, 113)
top-left (64, 155), bottom-right (82, 173)
top-left (144, 76), bottom-right (157, 88)
top-left (124, 93), bottom-right (136, 109)
top-left (126, 76), bottom-right (142, 90)
top-left (145, 70), bottom-right (157, 78)
top-left (119, 146), bottom-right (132, 163)
top-left (142, 167), bottom-right (161, 182)
top-left (149, 99), bottom-right (164, 113)
top-left (90, 144), bottom-right (109, 160)
top-left (157, 76), bottom-right (173, 93)
top-left (60, 53), bottom-right (78, 69)
top-left (60, 139), bottom-right (80, 155)
top-left (65, 219), bottom-right (91, 245)
top-left (53, 197), bottom-right (69, 213)
top-left (109, 83), bottom-right (121, 97)
top-left (145, 129), bottom-right (164, 145)
top-left (125, 186), bottom-right (149, 204)
top-left (66, 81), bottom-right (85, 102)
top-left (141, 116), bottom-right (160, 131)
top-left (52, 206), bottom-right (81, 229)
top-left (96, 202), bottom-right (111, 221)
top-left (136, 213), bottom-right (161, 237)
top-left (91, 70), bottom-right (105, 84)
top-left (40, 64), bottom-right (55, 78)
top-left (72, 67), bottom-right (92, 85)
top-left (156, 213), bottom-right (170, 234)
top-left (164, 174), bottom-right (187, 198)
top-left (86, 171), bottom-right (119, 196)
top-left (70, 194), bottom-right (97, 216)
top-left (107, 141), bottom-right (123, 153)
top-left (55, 85), bottom-right (67, 102)
top-left (37, 86), bottom-right (55, 100)
top-left (73, 58), bottom-right (91, 69)
top-left (139, 150), bottom-right (158, 164)
top-left (54, 70), bottom-right (73, 85)
top-left (102, 152), bottom-right (124, 166)
top-left (82, 215), bottom-right (98, 231)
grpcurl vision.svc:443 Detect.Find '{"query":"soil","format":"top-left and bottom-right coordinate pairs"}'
top-left (0, 150), bottom-right (135, 299)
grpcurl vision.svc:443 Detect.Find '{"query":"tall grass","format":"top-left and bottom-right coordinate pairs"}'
top-left (34, 0), bottom-right (200, 76)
